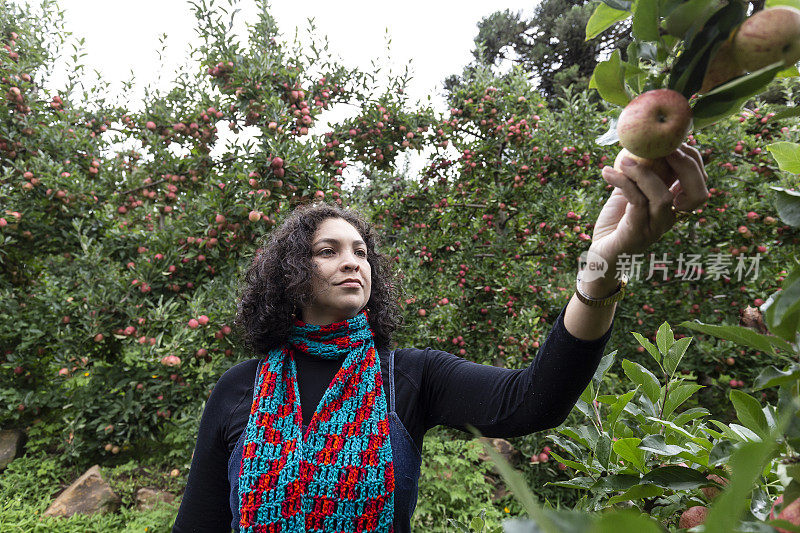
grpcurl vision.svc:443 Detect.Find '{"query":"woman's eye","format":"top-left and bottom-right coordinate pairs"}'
top-left (318, 249), bottom-right (366, 257)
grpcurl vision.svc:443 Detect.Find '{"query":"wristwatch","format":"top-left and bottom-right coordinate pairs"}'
top-left (575, 271), bottom-right (628, 307)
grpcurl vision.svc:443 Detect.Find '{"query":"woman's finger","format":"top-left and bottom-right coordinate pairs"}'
top-left (613, 157), bottom-right (675, 232)
top-left (665, 145), bottom-right (709, 211)
top-left (601, 166), bottom-right (647, 207)
top-left (678, 143), bottom-right (705, 172)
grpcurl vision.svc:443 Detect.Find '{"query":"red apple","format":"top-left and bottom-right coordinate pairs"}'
top-left (679, 506), bottom-right (708, 529)
top-left (161, 355), bottom-right (181, 367)
top-left (616, 89), bottom-right (692, 160)
top-left (700, 40), bottom-right (745, 93)
top-left (701, 473), bottom-right (728, 500)
top-left (777, 496), bottom-right (800, 533)
top-left (733, 7), bottom-right (800, 72)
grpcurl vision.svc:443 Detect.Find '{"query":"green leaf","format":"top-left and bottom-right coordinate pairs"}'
top-left (469, 512), bottom-right (485, 532)
top-left (775, 186), bottom-right (800, 229)
top-left (591, 473), bottom-right (640, 492)
top-left (548, 476), bottom-right (597, 490)
top-left (648, 417), bottom-right (711, 448)
top-left (664, 336), bottom-right (692, 376)
top-left (632, 0), bottom-right (659, 41)
top-left (602, 0), bottom-right (633, 9)
top-left (589, 50), bottom-right (631, 107)
top-left (504, 510), bottom-right (596, 533)
top-left (641, 465), bottom-right (709, 490)
top-left (622, 360), bottom-right (662, 404)
top-left (768, 520), bottom-right (800, 533)
top-left (673, 407), bottom-right (711, 426)
top-left (692, 62), bottom-right (785, 128)
top-left (730, 422), bottom-right (765, 442)
top-left (609, 390), bottom-right (637, 436)
top-left (768, 142), bottom-right (800, 174)
top-left (754, 365), bottom-right (800, 390)
top-left (590, 510), bottom-right (663, 532)
top-left (761, 265), bottom-right (800, 344)
top-left (663, 383), bottom-right (704, 419)
top-left (607, 483), bottom-right (664, 505)
top-left (663, 0), bottom-right (728, 37)
top-left (593, 350), bottom-right (617, 386)
top-left (771, 106), bottom-right (800, 121)
top-left (778, 65), bottom-right (800, 78)
top-left (586, 3), bottom-right (632, 41)
top-left (631, 332), bottom-right (662, 368)
top-left (613, 437), bottom-right (646, 472)
top-left (656, 322), bottom-right (675, 357)
top-left (709, 440), bottom-right (735, 466)
top-left (677, 320), bottom-right (791, 356)
top-left (596, 433), bottom-right (613, 470)
top-left (639, 434), bottom-right (685, 456)
top-left (767, 0), bottom-right (800, 9)
top-left (550, 450), bottom-right (598, 475)
top-left (627, 41), bottom-right (658, 62)
top-left (730, 390), bottom-right (770, 439)
top-left (580, 382), bottom-right (595, 404)
top-left (560, 425), bottom-right (600, 449)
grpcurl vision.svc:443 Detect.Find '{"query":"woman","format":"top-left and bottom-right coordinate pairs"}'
top-left (172, 146), bottom-right (709, 532)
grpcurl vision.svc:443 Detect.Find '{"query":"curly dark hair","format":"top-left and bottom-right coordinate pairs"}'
top-left (235, 202), bottom-right (404, 354)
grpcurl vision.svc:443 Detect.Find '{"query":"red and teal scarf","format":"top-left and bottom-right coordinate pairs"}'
top-left (237, 309), bottom-right (395, 532)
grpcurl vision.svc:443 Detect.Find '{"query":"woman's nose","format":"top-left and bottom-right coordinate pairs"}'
top-left (341, 252), bottom-right (359, 270)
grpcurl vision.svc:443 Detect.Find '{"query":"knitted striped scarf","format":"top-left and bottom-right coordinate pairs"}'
top-left (237, 309), bottom-right (395, 532)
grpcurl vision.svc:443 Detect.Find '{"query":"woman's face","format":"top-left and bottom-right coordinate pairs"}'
top-left (300, 217), bottom-right (372, 325)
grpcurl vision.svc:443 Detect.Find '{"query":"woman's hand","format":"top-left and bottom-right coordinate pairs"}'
top-left (589, 144), bottom-right (709, 265)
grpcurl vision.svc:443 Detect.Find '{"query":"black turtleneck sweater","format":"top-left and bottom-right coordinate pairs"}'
top-left (172, 302), bottom-right (615, 532)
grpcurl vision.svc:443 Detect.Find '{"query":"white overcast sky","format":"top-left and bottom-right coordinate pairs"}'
top-left (29, 0), bottom-right (536, 182)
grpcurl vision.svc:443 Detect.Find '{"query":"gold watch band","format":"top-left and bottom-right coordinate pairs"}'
top-left (576, 272), bottom-right (628, 307)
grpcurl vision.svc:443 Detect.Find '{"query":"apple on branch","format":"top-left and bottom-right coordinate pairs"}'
top-left (733, 6), bottom-right (800, 72)
top-left (700, 40), bottom-right (745, 93)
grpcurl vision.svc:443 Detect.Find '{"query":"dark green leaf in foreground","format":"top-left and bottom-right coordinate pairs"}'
top-left (692, 62), bottom-right (785, 128)
top-left (773, 186), bottom-right (800, 229)
top-left (662, 0), bottom-right (728, 37)
top-left (677, 320), bottom-right (793, 356)
top-left (761, 264), bottom-right (800, 344)
top-left (641, 465), bottom-right (709, 490)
